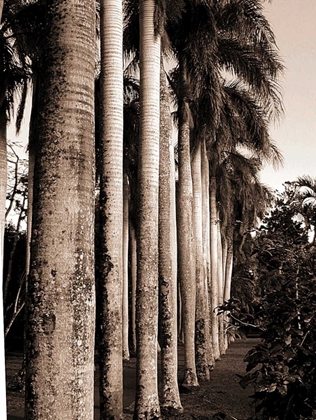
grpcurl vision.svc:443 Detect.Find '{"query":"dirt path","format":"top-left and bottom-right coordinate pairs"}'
top-left (173, 338), bottom-right (259, 420)
top-left (6, 338), bottom-right (259, 419)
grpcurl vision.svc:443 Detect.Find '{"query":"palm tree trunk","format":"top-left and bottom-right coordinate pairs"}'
top-left (130, 222), bottom-right (137, 354)
top-left (201, 138), bottom-right (213, 369)
top-left (217, 220), bottom-right (226, 355)
top-left (123, 174), bottom-right (130, 361)
top-left (98, 0), bottom-right (124, 417)
top-left (224, 242), bottom-right (234, 345)
top-left (210, 176), bottom-right (220, 360)
top-left (0, 103), bottom-right (7, 418)
top-left (26, 148), bottom-right (34, 275)
top-left (177, 90), bottom-right (198, 388)
top-left (192, 142), bottom-right (210, 381)
top-left (134, 1), bottom-right (161, 417)
top-left (221, 235), bottom-right (228, 292)
top-left (26, 74), bottom-right (38, 277)
top-left (25, 1), bottom-right (96, 418)
top-left (159, 62), bottom-right (183, 414)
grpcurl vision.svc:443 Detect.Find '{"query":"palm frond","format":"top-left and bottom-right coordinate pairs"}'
top-left (218, 37), bottom-right (284, 121)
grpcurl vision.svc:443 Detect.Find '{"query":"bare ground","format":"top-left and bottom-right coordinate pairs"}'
top-left (6, 337), bottom-right (259, 419)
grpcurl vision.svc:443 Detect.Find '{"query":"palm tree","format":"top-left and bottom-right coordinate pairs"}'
top-left (134, 0), bottom-right (162, 417)
top-left (294, 176), bottom-right (316, 245)
top-left (98, 0), bottom-right (124, 417)
top-left (25, 1), bottom-right (96, 418)
top-left (196, 0), bottom-right (283, 357)
top-left (159, 62), bottom-right (183, 414)
top-left (192, 140), bottom-right (212, 378)
top-left (166, 0), bottom-right (222, 386)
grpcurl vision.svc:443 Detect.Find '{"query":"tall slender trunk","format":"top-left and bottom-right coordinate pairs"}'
top-left (224, 241), bottom-right (233, 347)
top-left (221, 235), bottom-right (228, 293)
top-left (177, 74), bottom-right (198, 387)
top-left (217, 220), bottom-right (225, 355)
top-left (123, 174), bottom-right (130, 361)
top-left (201, 139), bottom-right (213, 369)
top-left (210, 176), bottom-right (220, 360)
top-left (221, 234), bottom-right (228, 351)
top-left (192, 142), bottom-right (210, 381)
top-left (134, 1), bottom-right (161, 417)
top-left (159, 63), bottom-right (182, 414)
top-left (26, 75), bottom-right (39, 277)
top-left (0, 103), bottom-right (7, 418)
top-left (130, 223), bottom-right (137, 355)
top-left (98, 0), bottom-right (124, 417)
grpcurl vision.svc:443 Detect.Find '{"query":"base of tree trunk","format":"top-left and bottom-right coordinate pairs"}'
top-left (160, 402), bottom-right (184, 416)
top-left (181, 369), bottom-right (199, 390)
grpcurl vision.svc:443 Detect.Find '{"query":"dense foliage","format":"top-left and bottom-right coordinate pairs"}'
top-left (228, 183), bottom-right (316, 419)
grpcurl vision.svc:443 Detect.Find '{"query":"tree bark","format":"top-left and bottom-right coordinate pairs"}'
top-left (134, 0), bottom-right (161, 417)
top-left (177, 80), bottom-right (198, 388)
top-left (217, 220), bottom-right (226, 355)
top-left (25, 1), bottom-right (96, 418)
top-left (26, 74), bottom-right (39, 277)
top-left (224, 242), bottom-right (234, 346)
top-left (159, 63), bottom-right (183, 414)
top-left (130, 223), bottom-right (137, 355)
top-left (123, 174), bottom-right (130, 361)
top-left (201, 139), bottom-right (213, 369)
top-left (210, 176), bottom-right (220, 360)
top-left (192, 142), bottom-right (210, 381)
top-left (98, 0), bottom-right (124, 417)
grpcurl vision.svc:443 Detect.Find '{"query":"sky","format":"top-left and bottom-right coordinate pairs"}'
top-left (7, 0), bottom-right (316, 193)
top-left (260, 0), bottom-right (316, 191)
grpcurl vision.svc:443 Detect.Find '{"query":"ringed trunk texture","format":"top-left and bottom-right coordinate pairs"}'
top-left (158, 63), bottom-right (183, 414)
top-left (99, 0), bottom-right (124, 417)
top-left (0, 104), bottom-right (7, 417)
top-left (210, 176), bottom-right (220, 360)
top-left (25, 1), bottom-right (96, 419)
top-left (177, 98), bottom-right (198, 389)
top-left (134, 1), bottom-right (161, 418)
top-left (192, 142), bottom-right (210, 381)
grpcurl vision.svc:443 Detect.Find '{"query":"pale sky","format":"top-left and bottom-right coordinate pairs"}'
top-left (260, 0), bottom-right (316, 191)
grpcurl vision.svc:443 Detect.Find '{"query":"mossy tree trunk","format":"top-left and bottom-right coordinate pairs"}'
top-left (134, 0), bottom-right (161, 417)
top-left (25, 1), bottom-right (96, 418)
top-left (177, 61), bottom-right (198, 388)
top-left (192, 142), bottom-right (210, 381)
top-left (201, 138), bottom-right (213, 369)
top-left (159, 63), bottom-right (183, 414)
top-left (98, 0), bottom-right (124, 417)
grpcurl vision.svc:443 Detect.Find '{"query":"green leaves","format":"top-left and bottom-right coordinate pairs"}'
top-left (229, 182), bottom-right (316, 419)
